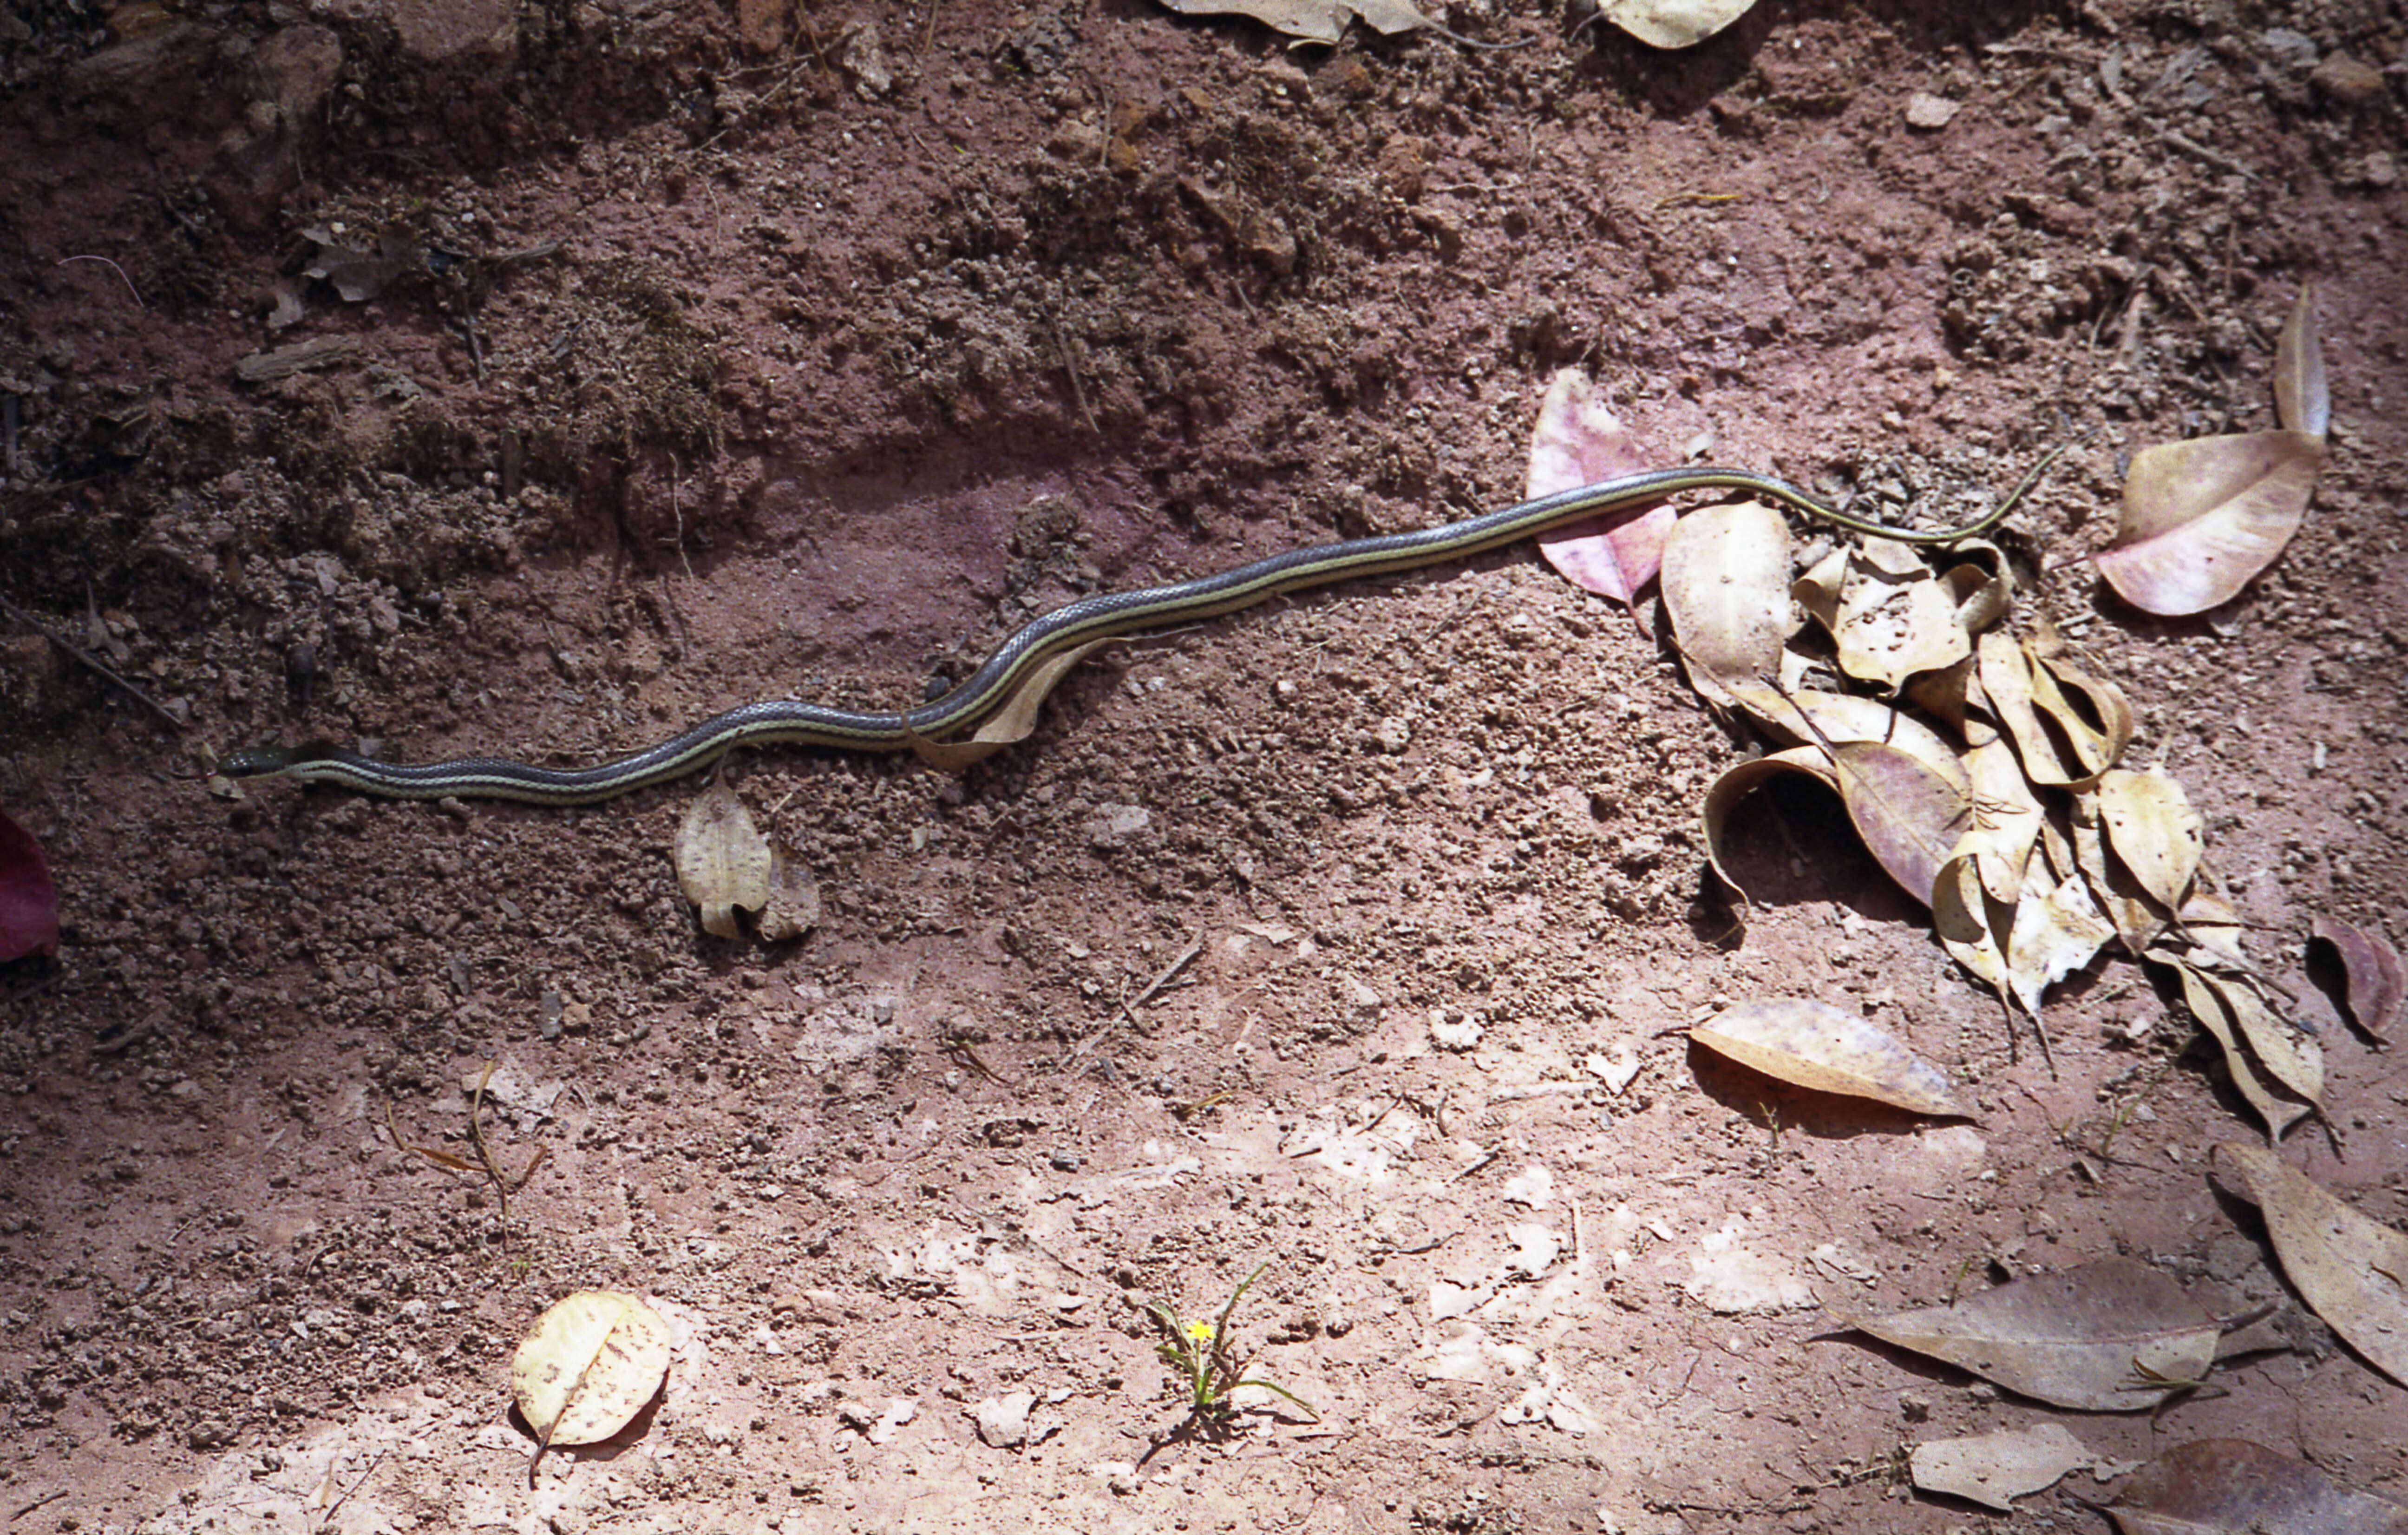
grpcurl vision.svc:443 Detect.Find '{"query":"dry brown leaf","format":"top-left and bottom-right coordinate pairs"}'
top-left (2170, 963), bottom-right (2313, 1143)
top-left (2213, 1144), bottom-right (2408, 1391)
top-left (1154, 0), bottom-right (1430, 43)
top-left (1910, 1422), bottom-right (2094, 1513)
top-left (2029, 646), bottom-right (2134, 785)
top-left (1815, 538), bottom-right (1974, 693)
top-left (1596, 0), bottom-right (1760, 48)
top-left (1827, 739), bottom-right (1972, 908)
top-left (1956, 734), bottom-right (2044, 905)
top-left (2096, 430), bottom-right (2324, 616)
top-left (2275, 286), bottom-right (2329, 440)
top-left (2108, 1438), bottom-right (2408, 1535)
top-left (757, 842), bottom-right (822, 942)
top-left (2177, 889), bottom-right (2252, 969)
top-left (1688, 998), bottom-right (1966, 1117)
top-left (2217, 973), bottom-right (2326, 1127)
top-left (1660, 500), bottom-right (1793, 711)
top-left (2071, 793), bottom-right (2172, 956)
top-left (2003, 865), bottom-right (2116, 1016)
top-left (1699, 747), bottom-right (1837, 905)
top-left (675, 780), bottom-right (772, 940)
top-left (1842, 1258), bottom-right (2218, 1412)
top-left (1979, 634), bottom-right (2129, 788)
top-left (1525, 370), bottom-right (1671, 610)
top-left (909, 639), bottom-right (1112, 770)
top-left (1723, 683), bottom-right (1970, 798)
top-left (511, 1291), bottom-right (673, 1484)
top-left (1939, 542), bottom-right (2014, 638)
top-left (1934, 855), bottom-right (2014, 1000)
top-left (2094, 768), bottom-right (2204, 912)
top-left (2310, 916), bottom-right (2403, 1038)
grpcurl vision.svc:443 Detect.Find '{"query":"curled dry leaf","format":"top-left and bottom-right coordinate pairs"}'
top-left (2275, 286), bottom-right (2329, 440)
top-left (908, 638), bottom-right (1112, 771)
top-left (1701, 747), bottom-right (1836, 905)
top-left (1688, 998), bottom-right (1966, 1118)
top-left (1660, 500), bottom-right (1792, 711)
top-left (2073, 794), bottom-right (2173, 955)
top-left (1841, 1258), bottom-right (2219, 1412)
top-left (1977, 633), bottom-right (2132, 788)
top-left (1525, 369), bottom-right (1670, 611)
top-left (1956, 735), bottom-right (2044, 906)
top-left (2109, 1438), bottom-right (2408, 1535)
top-left (1595, 0), bottom-right (1760, 49)
top-left (2213, 1143), bottom-right (2408, 1391)
top-left (675, 780), bottom-right (772, 940)
top-left (2003, 865), bottom-right (2116, 1016)
top-left (1826, 739), bottom-right (1972, 908)
top-left (1153, 0), bottom-right (1432, 44)
top-left (2310, 916), bottom-right (2403, 1038)
top-left (0, 807), bottom-right (60, 964)
top-left (2094, 768), bottom-right (2204, 913)
top-left (511, 1291), bottom-right (673, 1483)
top-left (1723, 683), bottom-right (1970, 798)
top-left (2095, 429), bottom-right (2324, 616)
top-left (2170, 963), bottom-right (2316, 1143)
top-left (1910, 1422), bottom-right (2094, 1513)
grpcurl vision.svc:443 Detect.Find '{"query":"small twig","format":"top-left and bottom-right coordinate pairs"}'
top-left (313, 1447), bottom-right (389, 1535)
top-left (1071, 935), bottom-right (1201, 1063)
top-left (2152, 126), bottom-right (2258, 181)
top-left (8, 1489), bottom-right (68, 1522)
top-left (55, 255), bottom-right (145, 308)
top-left (0, 594), bottom-right (184, 733)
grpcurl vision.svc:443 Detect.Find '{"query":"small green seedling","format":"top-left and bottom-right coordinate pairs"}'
top-left (1145, 1264), bottom-right (1318, 1430)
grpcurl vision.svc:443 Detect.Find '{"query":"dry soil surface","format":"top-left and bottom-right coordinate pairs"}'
top-left (3, 0), bottom-right (2408, 1531)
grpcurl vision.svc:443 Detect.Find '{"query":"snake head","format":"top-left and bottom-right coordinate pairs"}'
top-left (219, 741), bottom-right (341, 778)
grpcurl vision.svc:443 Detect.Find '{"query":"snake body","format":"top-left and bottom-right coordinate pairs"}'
top-left (221, 466), bottom-right (2016, 804)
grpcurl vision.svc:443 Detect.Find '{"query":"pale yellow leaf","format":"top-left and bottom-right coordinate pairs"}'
top-left (1688, 998), bottom-right (1966, 1117)
top-left (1911, 1423), bottom-right (2094, 1513)
top-left (1660, 500), bottom-right (1793, 710)
top-left (1954, 734), bottom-right (2044, 906)
top-left (2275, 285), bottom-right (2329, 440)
top-left (2215, 1144), bottom-right (2408, 1391)
top-left (511, 1291), bottom-right (672, 1480)
top-left (2004, 866), bottom-right (2115, 1015)
top-left (1152, 0), bottom-right (1429, 42)
top-left (675, 780), bottom-right (771, 940)
top-left (2095, 768), bottom-right (2204, 912)
top-left (1597, 0), bottom-right (1760, 49)
top-left (1826, 538), bottom-right (1972, 692)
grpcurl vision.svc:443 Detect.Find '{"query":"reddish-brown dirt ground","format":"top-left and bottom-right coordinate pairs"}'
top-left (3, 0), bottom-right (2406, 1530)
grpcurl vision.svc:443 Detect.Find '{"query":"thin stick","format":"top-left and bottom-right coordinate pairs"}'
top-left (0, 595), bottom-right (184, 733)
top-left (55, 256), bottom-right (145, 308)
top-left (313, 1447), bottom-right (389, 1535)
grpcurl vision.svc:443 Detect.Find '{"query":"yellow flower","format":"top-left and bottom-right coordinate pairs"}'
top-left (1183, 1319), bottom-right (1217, 1346)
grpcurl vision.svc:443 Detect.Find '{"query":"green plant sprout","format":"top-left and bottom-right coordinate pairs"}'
top-left (1145, 1264), bottom-right (1319, 1431)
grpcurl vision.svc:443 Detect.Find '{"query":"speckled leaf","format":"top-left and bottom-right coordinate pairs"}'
top-left (1829, 739), bottom-right (1972, 908)
top-left (1525, 369), bottom-right (1670, 610)
top-left (2030, 646), bottom-right (2134, 786)
top-left (1689, 998), bottom-right (1966, 1117)
top-left (1661, 500), bottom-right (1793, 711)
top-left (675, 779), bottom-right (771, 940)
top-left (2275, 287), bottom-right (2329, 440)
top-left (2109, 1439), bottom-right (2408, 1535)
top-left (1597, 0), bottom-right (1759, 48)
top-left (1700, 747), bottom-right (1837, 905)
top-left (1911, 1422), bottom-right (2095, 1513)
top-left (2310, 916), bottom-right (2403, 1038)
top-left (511, 1291), bottom-right (672, 1483)
top-left (1843, 1259), bottom-right (2218, 1412)
top-left (2214, 1144), bottom-right (2408, 1391)
top-left (1824, 538), bottom-right (1973, 693)
top-left (1979, 634), bottom-right (2128, 789)
top-left (2096, 430), bottom-right (2324, 616)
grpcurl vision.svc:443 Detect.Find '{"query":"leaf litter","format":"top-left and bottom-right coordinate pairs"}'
top-left (511, 1291), bottom-right (673, 1485)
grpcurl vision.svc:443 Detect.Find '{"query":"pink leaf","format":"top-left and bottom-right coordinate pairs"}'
top-left (0, 807), bottom-right (60, 963)
top-left (1525, 368), bottom-right (1670, 609)
top-left (2094, 430), bottom-right (2323, 616)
